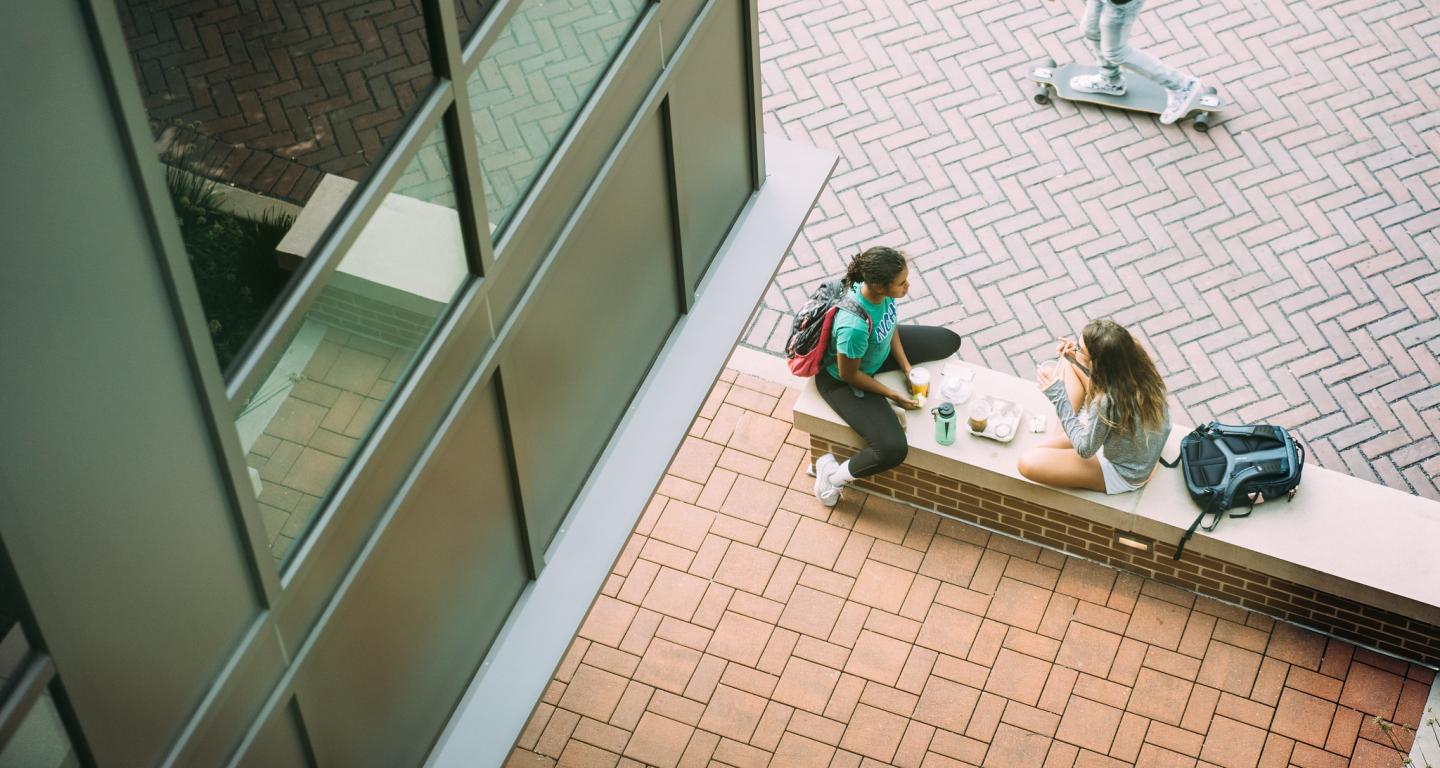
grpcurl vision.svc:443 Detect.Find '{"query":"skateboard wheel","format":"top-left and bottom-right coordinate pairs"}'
top-left (1193, 114), bottom-right (1211, 132)
top-left (1202, 85), bottom-right (1217, 96)
top-left (1042, 57), bottom-right (1055, 68)
top-left (1034, 85), bottom-right (1051, 106)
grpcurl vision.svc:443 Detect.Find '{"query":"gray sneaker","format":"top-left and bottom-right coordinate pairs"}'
top-left (1160, 76), bottom-right (1201, 124)
top-left (812, 453), bottom-right (842, 507)
top-left (1071, 73), bottom-right (1126, 96)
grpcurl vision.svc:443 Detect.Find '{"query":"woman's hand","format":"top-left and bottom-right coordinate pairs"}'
top-left (1055, 337), bottom-right (1091, 379)
top-left (888, 390), bottom-right (921, 410)
top-left (1037, 363), bottom-right (1060, 390)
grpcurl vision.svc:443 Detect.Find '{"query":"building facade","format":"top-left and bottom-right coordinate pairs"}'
top-left (0, 0), bottom-right (809, 764)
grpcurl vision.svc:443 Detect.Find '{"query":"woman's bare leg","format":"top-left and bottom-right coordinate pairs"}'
top-left (1019, 409), bottom-right (1106, 492)
top-left (1017, 446), bottom-right (1107, 493)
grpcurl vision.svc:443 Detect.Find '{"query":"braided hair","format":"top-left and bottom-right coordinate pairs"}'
top-left (843, 246), bottom-right (907, 289)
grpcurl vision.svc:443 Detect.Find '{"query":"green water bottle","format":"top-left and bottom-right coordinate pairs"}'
top-left (933, 401), bottom-right (957, 446)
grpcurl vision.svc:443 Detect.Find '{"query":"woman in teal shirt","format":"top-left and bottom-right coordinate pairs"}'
top-left (813, 247), bottom-right (961, 506)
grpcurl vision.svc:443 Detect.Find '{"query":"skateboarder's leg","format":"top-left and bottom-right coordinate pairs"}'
top-left (1075, 0), bottom-right (1126, 94)
top-left (1096, 0), bottom-right (1202, 123)
top-left (1079, 0), bottom-right (1111, 77)
top-left (1073, 0), bottom-right (1126, 95)
top-left (1098, 0), bottom-right (1185, 90)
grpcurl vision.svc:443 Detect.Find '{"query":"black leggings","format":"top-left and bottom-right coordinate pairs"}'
top-left (816, 325), bottom-right (962, 477)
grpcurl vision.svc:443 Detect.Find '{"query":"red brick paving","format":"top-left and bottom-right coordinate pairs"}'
top-left (744, 0), bottom-right (1440, 501)
top-left (508, 373), bottom-right (1434, 766)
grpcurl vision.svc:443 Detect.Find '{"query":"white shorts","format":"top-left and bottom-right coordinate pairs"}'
top-left (1098, 448), bottom-right (1145, 495)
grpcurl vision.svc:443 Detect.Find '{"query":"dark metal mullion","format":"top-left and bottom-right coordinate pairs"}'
top-left (44, 673), bottom-right (96, 768)
top-left (659, 97), bottom-right (691, 314)
top-left (457, 0), bottom-right (527, 78)
top-left (77, 0), bottom-right (284, 606)
top-left (471, 0), bottom-right (720, 389)
top-left (0, 656), bottom-right (96, 768)
top-left (742, 0), bottom-right (765, 189)
top-left (491, 366), bottom-right (539, 578)
top-left (0, 655), bottom-right (55, 749)
top-left (0, 541), bottom-right (80, 760)
top-left (224, 86), bottom-right (456, 410)
top-left (423, 0), bottom-right (496, 275)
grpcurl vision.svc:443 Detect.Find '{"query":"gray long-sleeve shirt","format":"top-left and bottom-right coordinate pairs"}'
top-left (1044, 379), bottom-right (1171, 484)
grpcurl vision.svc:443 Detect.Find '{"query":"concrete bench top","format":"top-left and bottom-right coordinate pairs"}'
top-left (277, 174), bottom-right (469, 307)
top-left (789, 357), bottom-right (1440, 627)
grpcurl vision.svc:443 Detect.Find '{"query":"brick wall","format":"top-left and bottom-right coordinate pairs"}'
top-left (811, 436), bottom-right (1440, 667)
top-left (310, 282), bottom-right (438, 350)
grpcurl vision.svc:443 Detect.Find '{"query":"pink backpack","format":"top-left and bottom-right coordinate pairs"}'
top-left (785, 280), bottom-right (871, 377)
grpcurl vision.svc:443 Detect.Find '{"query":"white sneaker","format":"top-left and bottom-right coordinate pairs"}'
top-left (1070, 74), bottom-right (1126, 96)
top-left (813, 453), bottom-right (842, 507)
top-left (1160, 76), bottom-right (1201, 125)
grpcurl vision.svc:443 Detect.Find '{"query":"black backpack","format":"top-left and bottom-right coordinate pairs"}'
top-left (1162, 422), bottom-right (1305, 560)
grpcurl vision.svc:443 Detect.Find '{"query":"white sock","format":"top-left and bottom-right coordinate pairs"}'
top-left (831, 461), bottom-right (855, 486)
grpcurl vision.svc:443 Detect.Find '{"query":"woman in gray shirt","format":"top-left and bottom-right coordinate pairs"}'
top-left (1018, 319), bottom-right (1171, 494)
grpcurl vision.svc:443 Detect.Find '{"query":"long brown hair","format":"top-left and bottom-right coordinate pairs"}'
top-left (1081, 319), bottom-right (1167, 434)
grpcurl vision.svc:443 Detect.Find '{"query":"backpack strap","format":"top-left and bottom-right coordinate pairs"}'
top-left (1160, 423), bottom-right (1209, 468)
top-left (1174, 510), bottom-right (1206, 560)
top-left (1174, 502), bottom-right (1224, 560)
top-left (835, 294), bottom-right (873, 337)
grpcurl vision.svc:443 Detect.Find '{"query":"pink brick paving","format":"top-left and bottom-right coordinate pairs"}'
top-left (506, 372), bottom-right (1434, 767)
top-left (743, 0), bottom-right (1440, 500)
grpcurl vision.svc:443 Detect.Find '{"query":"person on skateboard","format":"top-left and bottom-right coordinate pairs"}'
top-left (1055, 0), bottom-right (1202, 124)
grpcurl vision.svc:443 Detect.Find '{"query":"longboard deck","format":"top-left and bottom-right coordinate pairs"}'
top-left (1029, 62), bottom-right (1223, 116)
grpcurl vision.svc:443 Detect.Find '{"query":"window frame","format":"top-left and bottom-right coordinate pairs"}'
top-left (98, 0), bottom-right (661, 601)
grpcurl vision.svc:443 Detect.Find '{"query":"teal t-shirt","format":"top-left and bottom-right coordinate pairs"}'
top-left (824, 284), bottom-right (898, 379)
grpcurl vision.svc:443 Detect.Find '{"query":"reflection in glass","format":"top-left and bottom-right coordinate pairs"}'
top-left (394, 130), bottom-right (457, 207)
top-left (0, 560), bottom-right (28, 698)
top-left (467, 0), bottom-right (647, 232)
top-left (115, 0), bottom-right (436, 371)
top-left (456, 0), bottom-right (495, 44)
top-left (237, 124), bottom-right (469, 564)
top-left (0, 689), bottom-right (79, 768)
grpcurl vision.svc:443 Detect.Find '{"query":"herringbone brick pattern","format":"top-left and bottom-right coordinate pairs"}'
top-left (121, 0), bottom-right (642, 214)
top-left (462, 0), bottom-right (645, 226)
top-left (118, 0), bottom-right (489, 202)
top-left (744, 0), bottom-right (1440, 499)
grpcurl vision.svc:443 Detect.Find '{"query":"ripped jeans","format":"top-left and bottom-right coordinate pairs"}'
top-left (1081, 0), bottom-right (1187, 90)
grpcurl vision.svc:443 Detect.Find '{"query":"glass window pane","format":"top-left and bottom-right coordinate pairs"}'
top-left (456, 0), bottom-right (496, 44)
top-left (467, 0), bottom-right (647, 233)
top-left (0, 688), bottom-right (80, 768)
top-left (115, 0), bottom-right (437, 372)
top-left (236, 123), bottom-right (468, 565)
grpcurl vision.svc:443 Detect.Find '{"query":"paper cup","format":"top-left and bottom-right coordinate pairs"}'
top-left (908, 367), bottom-right (931, 398)
top-left (967, 399), bottom-right (991, 432)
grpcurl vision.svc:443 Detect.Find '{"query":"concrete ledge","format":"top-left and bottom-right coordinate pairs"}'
top-left (786, 357), bottom-right (1440, 663)
top-left (277, 173), bottom-right (468, 308)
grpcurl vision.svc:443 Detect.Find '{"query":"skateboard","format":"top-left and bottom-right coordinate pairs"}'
top-left (1027, 60), bottom-right (1224, 131)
